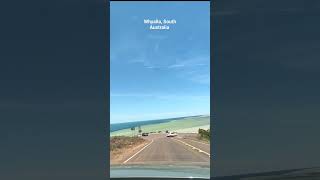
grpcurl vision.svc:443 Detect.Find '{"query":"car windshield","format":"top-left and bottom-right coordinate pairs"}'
top-left (110, 116), bottom-right (211, 179)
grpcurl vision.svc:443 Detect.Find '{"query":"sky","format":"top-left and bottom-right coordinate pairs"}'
top-left (110, 2), bottom-right (210, 124)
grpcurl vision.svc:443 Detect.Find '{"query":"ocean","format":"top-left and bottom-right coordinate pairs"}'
top-left (110, 115), bottom-right (202, 132)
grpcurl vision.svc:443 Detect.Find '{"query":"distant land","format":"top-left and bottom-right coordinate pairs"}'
top-left (110, 115), bottom-right (210, 136)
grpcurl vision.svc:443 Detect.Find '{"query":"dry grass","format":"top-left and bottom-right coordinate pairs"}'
top-left (110, 136), bottom-right (147, 164)
top-left (110, 136), bottom-right (146, 152)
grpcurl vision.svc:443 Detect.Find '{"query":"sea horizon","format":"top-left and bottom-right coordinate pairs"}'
top-left (110, 114), bottom-right (210, 132)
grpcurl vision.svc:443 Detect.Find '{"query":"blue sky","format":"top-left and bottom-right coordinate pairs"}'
top-left (110, 2), bottom-right (210, 124)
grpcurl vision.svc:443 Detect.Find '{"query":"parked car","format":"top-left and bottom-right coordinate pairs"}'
top-left (142, 132), bottom-right (149, 136)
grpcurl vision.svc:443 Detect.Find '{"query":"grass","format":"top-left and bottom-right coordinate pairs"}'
top-left (110, 116), bottom-right (210, 136)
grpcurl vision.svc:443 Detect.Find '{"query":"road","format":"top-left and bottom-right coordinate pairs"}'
top-left (123, 133), bottom-right (210, 166)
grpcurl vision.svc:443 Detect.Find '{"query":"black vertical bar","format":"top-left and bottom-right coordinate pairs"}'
top-left (105, 0), bottom-right (110, 179)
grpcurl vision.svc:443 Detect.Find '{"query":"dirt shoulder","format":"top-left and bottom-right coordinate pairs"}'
top-left (180, 133), bottom-right (210, 144)
top-left (110, 136), bottom-right (149, 165)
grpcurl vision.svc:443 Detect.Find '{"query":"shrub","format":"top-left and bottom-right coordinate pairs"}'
top-left (198, 128), bottom-right (210, 141)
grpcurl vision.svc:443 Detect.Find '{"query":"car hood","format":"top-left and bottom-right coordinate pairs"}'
top-left (110, 164), bottom-right (210, 179)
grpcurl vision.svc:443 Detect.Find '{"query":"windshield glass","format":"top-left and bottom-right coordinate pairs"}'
top-left (110, 116), bottom-right (211, 178)
top-left (110, 1), bottom-right (210, 179)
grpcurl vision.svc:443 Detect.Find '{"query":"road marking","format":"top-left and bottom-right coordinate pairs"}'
top-left (173, 138), bottom-right (210, 157)
top-left (122, 140), bottom-right (154, 164)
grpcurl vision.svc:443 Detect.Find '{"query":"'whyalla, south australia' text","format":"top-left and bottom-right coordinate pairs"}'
top-left (144, 19), bottom-right (177, 30)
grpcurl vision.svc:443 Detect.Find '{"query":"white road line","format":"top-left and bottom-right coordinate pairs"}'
top-left (173, 138), bottom-right (210, 157)
top-left (122, 140), bottom-right (154, 164)
top-left (186, 139), bottom-right (210, 146)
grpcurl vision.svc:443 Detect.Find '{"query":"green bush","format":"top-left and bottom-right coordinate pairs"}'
top-left (198, 128), bottom-right (210, 141)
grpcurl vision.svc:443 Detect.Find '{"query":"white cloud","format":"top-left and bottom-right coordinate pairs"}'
top-left (168, 64), bottom-right (185, 68)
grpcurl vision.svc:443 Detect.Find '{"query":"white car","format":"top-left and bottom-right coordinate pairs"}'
top-left (166, 132), bottom-right (177, 137)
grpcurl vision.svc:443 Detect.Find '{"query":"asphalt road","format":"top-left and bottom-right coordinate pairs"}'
top-left (123, 133), bottom-right (210, 166)
top-left (180, 137), bottom-right (210, 154)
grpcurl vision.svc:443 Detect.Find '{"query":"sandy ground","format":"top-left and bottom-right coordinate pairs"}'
top-left (180, 133), bottom-right (210, 144)
top-left (110, 140), bottom-right (150, 165)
